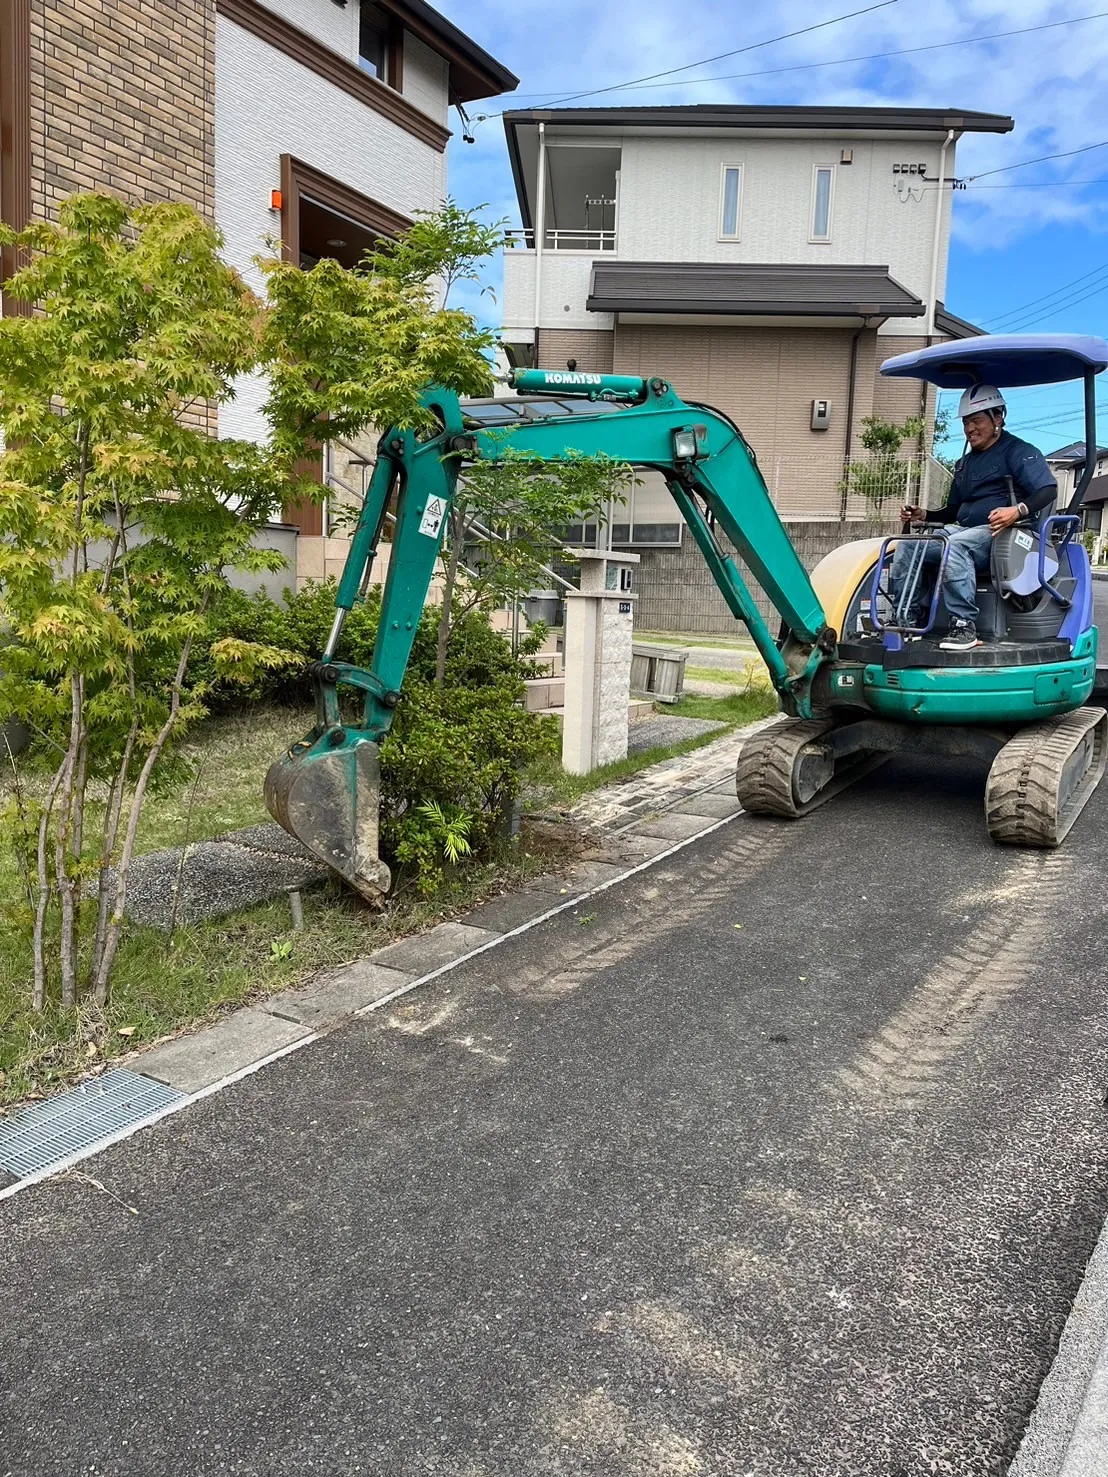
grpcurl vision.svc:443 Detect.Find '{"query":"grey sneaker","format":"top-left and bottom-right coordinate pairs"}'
top-left (939, 619), bottom-right (981, 651)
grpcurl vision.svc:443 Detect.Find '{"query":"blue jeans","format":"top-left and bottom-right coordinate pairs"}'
top-left (889, 523), bottom-right (994, 624)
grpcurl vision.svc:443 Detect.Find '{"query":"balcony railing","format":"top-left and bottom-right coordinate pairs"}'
top-left (504, 228), bottom-right (617, 252)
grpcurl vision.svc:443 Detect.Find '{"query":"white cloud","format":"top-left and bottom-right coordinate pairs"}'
top-left (439, 0), bottom-right (1108, 252)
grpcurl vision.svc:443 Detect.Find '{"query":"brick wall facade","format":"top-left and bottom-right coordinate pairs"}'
top-left (29, 0), bottom-right (215, 222)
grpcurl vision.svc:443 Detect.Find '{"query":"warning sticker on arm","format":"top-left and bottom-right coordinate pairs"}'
top-left (418, 496), bottom-right (448, 539)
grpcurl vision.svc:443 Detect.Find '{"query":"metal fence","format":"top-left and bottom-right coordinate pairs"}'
top-left (759, 451), bottom-right (953, 522)
top-left (503, 228), bottom-right (617, 252)
top-left (625, 518), bottom-right (900, 636)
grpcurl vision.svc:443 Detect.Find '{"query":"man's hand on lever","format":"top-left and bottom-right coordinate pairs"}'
top-left (988, 504), bottom-right (1023, 535)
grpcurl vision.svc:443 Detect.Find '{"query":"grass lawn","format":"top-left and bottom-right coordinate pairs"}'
top-left (0, 683), bottom-right (779, 1108)
top-left (635, 629), bottom-right (763, 654)
top-left (524, 684), bottom-right (778, 810)
top-left (0, 707), bottom-right (580, 1107)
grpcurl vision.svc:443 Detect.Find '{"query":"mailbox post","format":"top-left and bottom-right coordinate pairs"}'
top-left (561, 549), bottom-right (640, 774)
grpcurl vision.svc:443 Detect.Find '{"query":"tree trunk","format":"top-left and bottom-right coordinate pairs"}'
top-left (93, 622), bottom-right (202, 1004)
top-left (434, 505), bottom-right (465, 688)
top-left (54, 674), bottom-right (83, 1007)
top-left (90, 720), bottom-right (138, 985)
top-left (32, 764), bottom-right (66, 1013)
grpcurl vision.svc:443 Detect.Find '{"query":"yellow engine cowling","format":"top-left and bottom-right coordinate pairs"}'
top-left (808, 537), bottom-right (888, 641)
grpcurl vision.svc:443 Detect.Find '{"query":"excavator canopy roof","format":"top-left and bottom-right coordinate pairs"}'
top-left (880, 333), bottom-right (1108, 389)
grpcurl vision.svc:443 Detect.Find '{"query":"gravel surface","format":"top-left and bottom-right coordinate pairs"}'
top-left (627, 715), bottom-right (727, 752)
top-left (119, 823), bottom-right (327, 928)
top-left (3, 756), bottom-right (1107, 1475)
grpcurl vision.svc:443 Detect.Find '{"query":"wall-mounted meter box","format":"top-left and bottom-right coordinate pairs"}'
top-left (811, 399), bottom-right (832, 432)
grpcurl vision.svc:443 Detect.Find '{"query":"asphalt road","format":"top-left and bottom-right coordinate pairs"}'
top-left (3, 755), bottom-right (1108, 1477)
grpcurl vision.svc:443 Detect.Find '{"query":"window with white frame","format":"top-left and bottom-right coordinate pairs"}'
top-left (718, 165), bottom-right (743, 241)
top-left (810, 165), bottom-right (834, 242)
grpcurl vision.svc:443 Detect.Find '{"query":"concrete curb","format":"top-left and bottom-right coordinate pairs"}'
top-left (1008, 1215), bottom-right (1108, 1476)
top-left (0, 740), bottom-right (748, 1202)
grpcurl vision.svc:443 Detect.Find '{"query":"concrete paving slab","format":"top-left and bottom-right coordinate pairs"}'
top-left (1059, 1348), bottom-right (1108, 1475)
top-left (672, 791), bottom-right (742, 818)
top-left (369, 921), bottom-right (497, 976)
top-left (272, 962), bottom-right (413, 1026)
top-left (523, 860), bottom-right (630, 897)
top-left (612, 832), bottom-right (674, 859)
top-left (625, 810), bottom-right (719, 841)
top-left (460, 890), bottom-right (567, 934)
top-left (137, 1008), bottom-right (311, 1094)
top-left (564, 859), bottom-right (634, 888)
top-left (522, 872), bottom-right (583, 897)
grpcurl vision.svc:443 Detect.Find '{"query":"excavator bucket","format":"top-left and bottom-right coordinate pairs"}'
top-left (264, 734), bottom-right (392, 905)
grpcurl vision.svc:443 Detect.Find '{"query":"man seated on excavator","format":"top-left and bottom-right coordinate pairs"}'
top-left (891, 384), bottom-right (1058, 651)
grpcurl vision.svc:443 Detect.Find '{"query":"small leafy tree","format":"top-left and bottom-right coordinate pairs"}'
top-left (258, 202), bottom-right (496, 461)
top-left (931, 404), bottom-right (957, 472)
top-left (432, 447), bottom-right (634, 685)
top-left (0, 195), bottom-right (288, 1007)
top-left (264, 198), bottom-right (632, 687)
top-left (0, 193), bottom-right (511, 1009)
top-left (838, 413), bottom-right (925, 508)
top-left (361, 205), bottom-right (634, 685)
top-left (370, 196), bottom-right (505, 307)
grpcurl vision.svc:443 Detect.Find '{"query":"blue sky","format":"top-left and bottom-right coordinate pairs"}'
top-left (434, 0), bottom-right (1108, 455)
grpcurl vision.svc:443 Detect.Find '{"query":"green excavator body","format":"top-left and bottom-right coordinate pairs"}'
top-left (265, 359), bottom-right (1108, 898)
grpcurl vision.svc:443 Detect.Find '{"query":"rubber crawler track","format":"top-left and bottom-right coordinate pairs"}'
top-left (734, 718), bottom-right (833, 818)
top-left (734, 717), bottom-right (885, 819)
top-left (985, 705), bottom-right (1108, 847)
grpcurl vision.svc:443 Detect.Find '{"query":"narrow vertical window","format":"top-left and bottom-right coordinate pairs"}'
top-left (719, 165), bottom-right (742, 240)
top-left (811, 165), bottom-right (834, 242)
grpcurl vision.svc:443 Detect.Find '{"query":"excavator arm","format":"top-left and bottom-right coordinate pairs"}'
top-left (264, 371), bottom-right (835, 900)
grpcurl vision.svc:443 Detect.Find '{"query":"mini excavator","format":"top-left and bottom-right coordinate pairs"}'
top-left (265, 335), bottom-right (1108, 901)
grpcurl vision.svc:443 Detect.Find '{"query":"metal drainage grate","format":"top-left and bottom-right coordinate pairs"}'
top-left (0, 1068), bottom-right (185, 1179)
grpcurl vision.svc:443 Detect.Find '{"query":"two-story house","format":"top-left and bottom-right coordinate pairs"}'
top-left (1046, 442), bottom-right (1108, 547)
top-left (500, 104), bottom-right (1013, 559)
top-left (0, 0), bottom-right (516, 586)
top-left (1045, 442), bottom-right (1108, 505)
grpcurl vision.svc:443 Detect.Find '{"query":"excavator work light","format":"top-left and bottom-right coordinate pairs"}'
top-left (672, 427), bottom-right (700, 461)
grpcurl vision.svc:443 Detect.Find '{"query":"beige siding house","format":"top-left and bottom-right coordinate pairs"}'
top-left (499, 105), bottom-right (1013, 538)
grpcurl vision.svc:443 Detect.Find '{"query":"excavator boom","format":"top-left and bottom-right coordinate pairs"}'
top-left (264, 372), bottom-right (835, 900)
top-left (265, 354), bottom-right (1107, 899)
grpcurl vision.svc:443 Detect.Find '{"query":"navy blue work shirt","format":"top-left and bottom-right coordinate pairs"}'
top-left (926, 430), bottom-right (1057, 528)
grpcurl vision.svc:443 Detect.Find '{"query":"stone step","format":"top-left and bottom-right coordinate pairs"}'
top-left (523, 677), bottom-right (565, 712)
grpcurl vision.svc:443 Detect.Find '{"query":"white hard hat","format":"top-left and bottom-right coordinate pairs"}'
top-left (958, 383), bottom-right (1006, 418)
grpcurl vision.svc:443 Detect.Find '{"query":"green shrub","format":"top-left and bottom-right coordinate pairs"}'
top-left (199, 581), bottom-right (558, 890)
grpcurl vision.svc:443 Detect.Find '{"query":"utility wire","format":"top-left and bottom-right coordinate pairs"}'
top-left (984, 261), bottom-right (1108, 327)
top-left (1004, 278), bottom-right (1108, 331)
top-left (1009, 401), bottom-right (1108, 431)
top-left (968, 177), bottom-right (1108, 189)
top-left (475, 0), bottom-right (898, 119)
top-left (966, 138), bottom-right (1108, 182)
top-left (496, 9), bottom-right (1108, 103)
